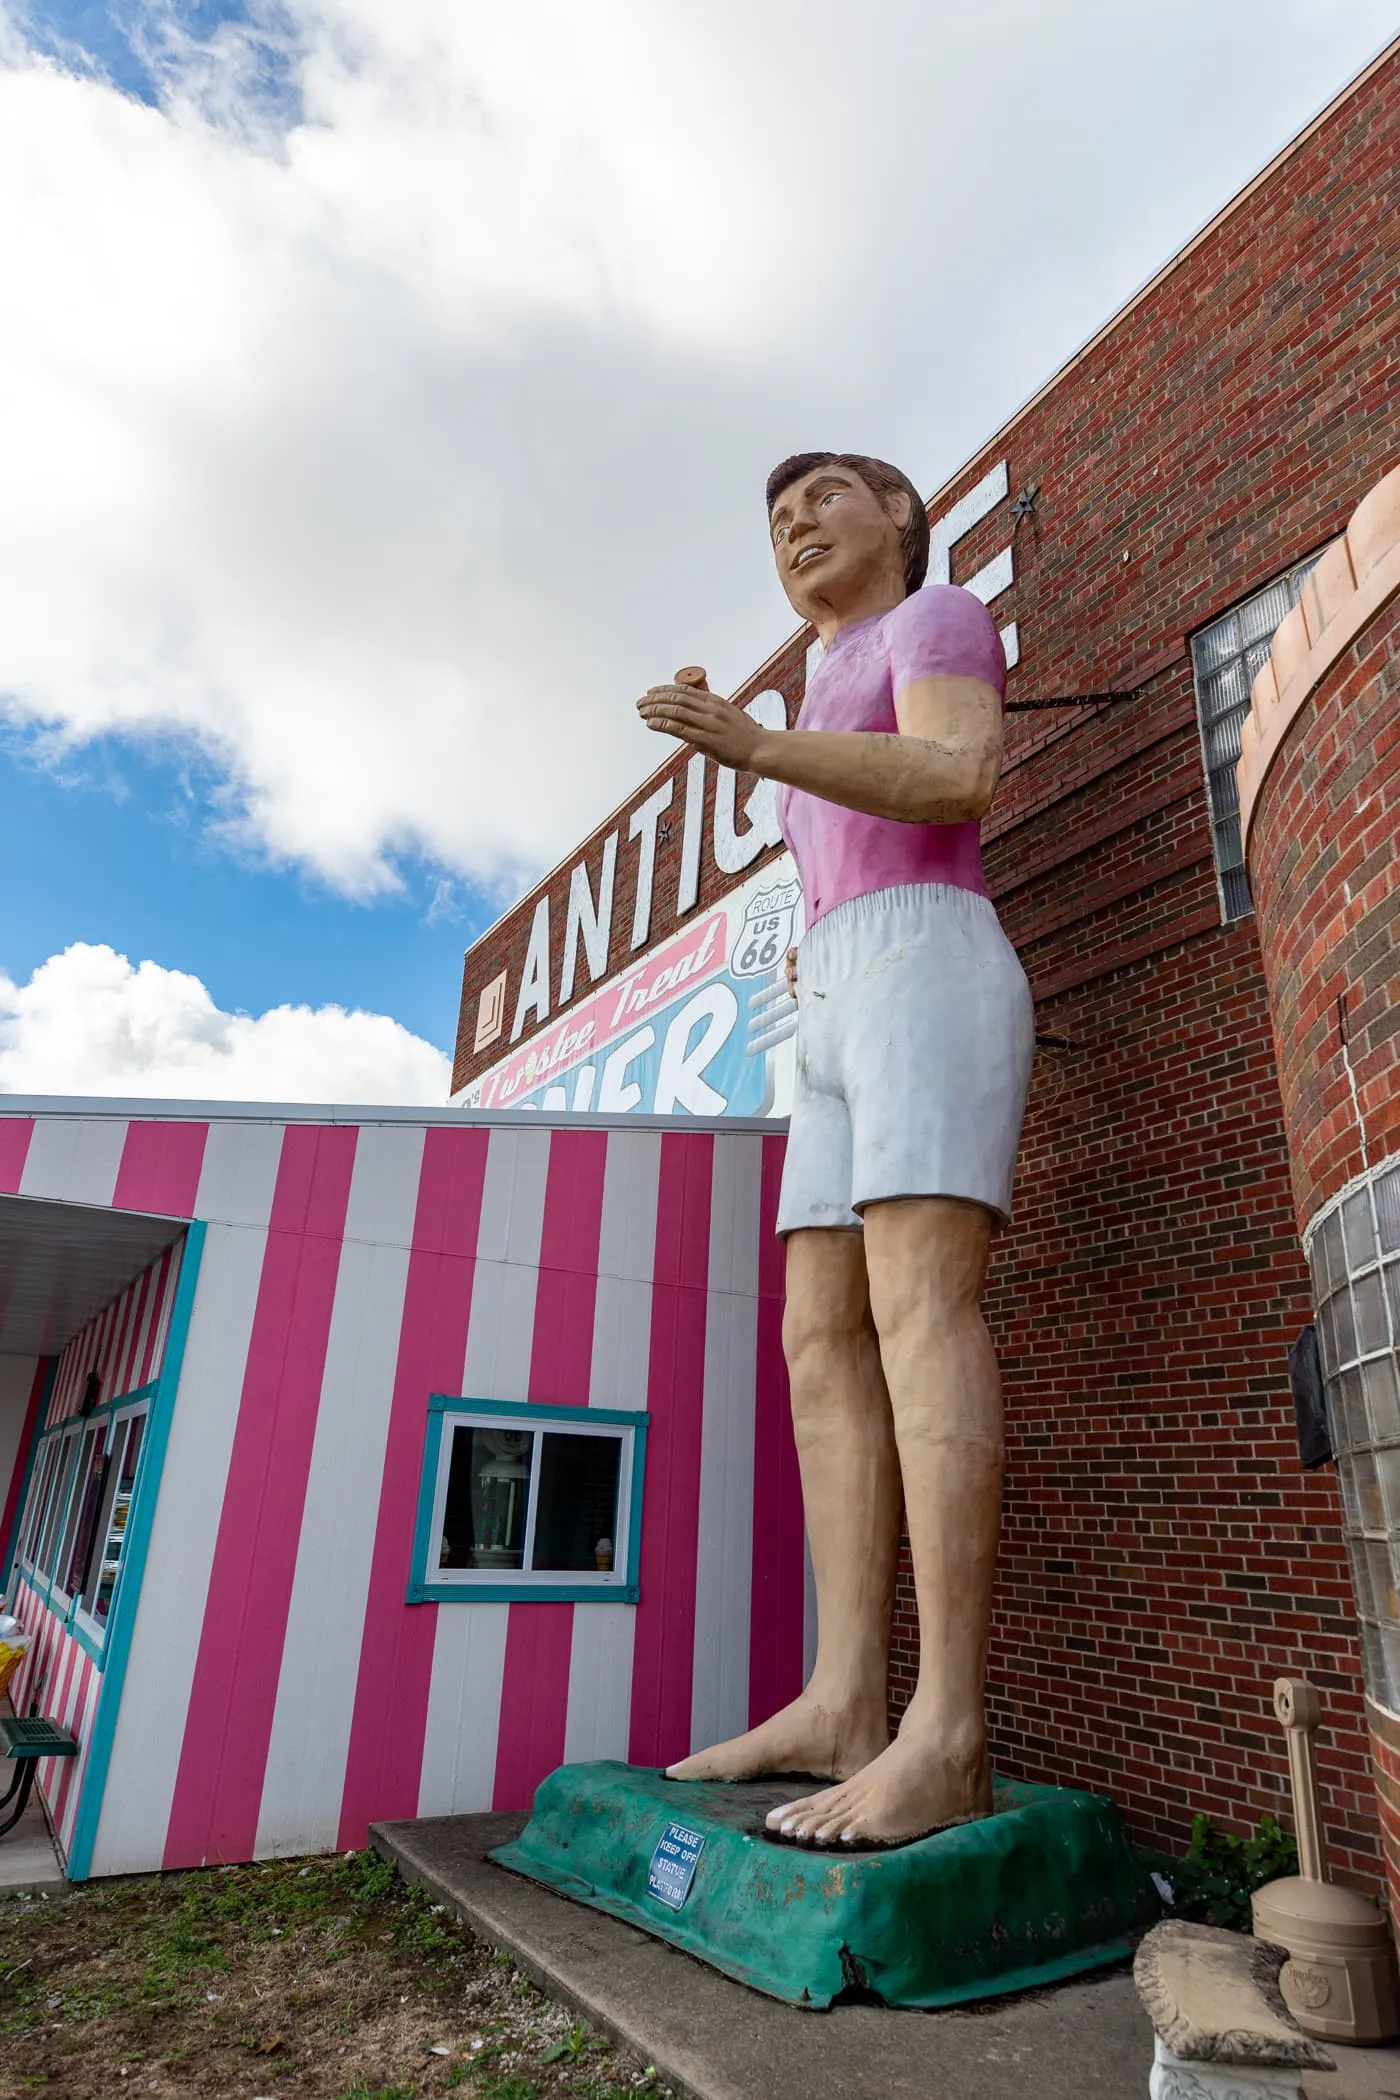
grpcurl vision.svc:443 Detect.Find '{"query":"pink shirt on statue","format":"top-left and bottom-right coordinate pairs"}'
top-left (776, 585), bottom-right (1006, 927)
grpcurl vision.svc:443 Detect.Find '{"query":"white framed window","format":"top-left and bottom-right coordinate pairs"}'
top-left (31, 1424), bottom-right (81, 1585)
top-left (409, 1396), bottom-right (647, 1602)
top-left (14, 1395), bottom-right (151, 1655)
top-left (75, 1405), bottom-right (148, 1639)
top-left (52, 1419), bottom-right (107, 1605)
top-left (1190, 553), bottom-right (1319, 922)
top-left (17, 1434), bottom-right (64, 1571)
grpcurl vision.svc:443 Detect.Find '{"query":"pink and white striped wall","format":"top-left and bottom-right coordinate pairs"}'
top-left (0, 1103), bottom-right (805, 1878)
top-left (7, 1566), bottom-right (101, 1860)
top-left (46, 1240), bottom-right (183, 1425)
top-left (5, 1241), bottom-right (187, 1860)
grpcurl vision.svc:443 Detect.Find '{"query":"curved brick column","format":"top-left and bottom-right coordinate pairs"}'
top-left (1239, 463), bottom-right (1400, 1229)
top-left (1238, 461), bottom-right (1400, 1909)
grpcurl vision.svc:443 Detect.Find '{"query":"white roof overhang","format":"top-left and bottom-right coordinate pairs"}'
top-left (0, 1194), bottom-right (186, 1360)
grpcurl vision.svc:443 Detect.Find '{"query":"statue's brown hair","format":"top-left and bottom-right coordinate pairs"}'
top-left (765, 452), bottom-right (931, 595)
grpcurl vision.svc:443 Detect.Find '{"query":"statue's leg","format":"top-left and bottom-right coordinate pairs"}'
top-left (666, 1224), bottom-right (899, 1784)
top-left (765, 1195), bottom-right (1000, 1844)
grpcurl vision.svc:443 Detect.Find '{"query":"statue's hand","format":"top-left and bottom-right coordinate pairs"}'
top-left (785, 947), bottom-right (798, 1004)
top-left (637, 684), bottom-right (765, 770)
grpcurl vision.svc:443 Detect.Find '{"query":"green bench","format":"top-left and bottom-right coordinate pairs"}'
top-left (0, 1714), bottom-right (78, 1838)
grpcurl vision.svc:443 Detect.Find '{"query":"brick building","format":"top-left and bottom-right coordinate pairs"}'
top-left (452, 43), bottom-right (1400, 1890)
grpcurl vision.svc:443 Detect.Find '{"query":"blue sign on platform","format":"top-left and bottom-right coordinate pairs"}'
top-left (647, 1820), bottom-right (705, 1911)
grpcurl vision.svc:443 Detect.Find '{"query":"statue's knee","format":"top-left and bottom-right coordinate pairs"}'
top-left (783, 1296), bottom-right (867, 1376)
top-left (869, 1283), bottom-right (983, 1357)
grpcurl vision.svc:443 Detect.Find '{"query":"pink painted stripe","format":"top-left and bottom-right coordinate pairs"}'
top-left (12, 1586), bottom-right (40, 1711)
top-left (50, 1349), bottom-right (70, 1423)
top-left (129, 1257), bottom-right (160, 1390)
top-left (492, 1605), bottom-right (576, 1811)
top-left (63, 1662), bottom-right (104, 1851)
top-left (137, 1245), bottom-right (176, 1387)
top-left (748, 1134), bottom-right (805, 1723)
top-left (112, 1119), bottom-right (208, 1219)
top-left (163, 1125), bottom-right (359, 1868)
top-left (0, 1359), bottom-right (48, 1567)
top-left (627, 1131), bottom-right (713, 1769)
top-left (336, 1126), bottom-right (492, 1850)
top-left (108, 1272), bottom-right (143, 1398)
top-left (8, 1591), bottom-right (30, 1710)
top-left (122, 1260), bottom-right (158, 1395)
top-left (119, 1260), bottom-right (153, 1385)
top-left (53, 1319), bottom-right (81, 1420)
top-left (77, 1304), bottom-right (102, 1407)
top-left (36, 1632), bottom-right (80, 1808)
top-left (97, 1295), bottom-right (121, 1398)
top-left (528, 1129), bottom-right (609, 1409)
top-left (0, 1119), bottom-right (34, 1194)
top-left (104, 1286), bottom-right (133, 1401)
top-left (144, 1243), bottom-right (180, 1382)
top-left (123, 1257), bottom-right (156, 1390)
top-left (56, 1675), bottom-right (92, 1850)
top-left (56, 1292), bottom-right (108, 1419)
top-left (49, 1629), bottom-right (78, 1734)
top-left (50, 1649), bottom-right (91, 1835)
top-left (491, 1129), bottom-right (609, 1810)
top-left (17, 1577), bottom-right (60, 1712)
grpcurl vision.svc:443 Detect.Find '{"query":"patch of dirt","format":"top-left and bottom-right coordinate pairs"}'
top-left (0, 1850), bottom-right (669, 2100)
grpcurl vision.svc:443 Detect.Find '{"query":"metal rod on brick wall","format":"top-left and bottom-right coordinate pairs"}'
top-left (1005, 692), bottom-right (1141, 711)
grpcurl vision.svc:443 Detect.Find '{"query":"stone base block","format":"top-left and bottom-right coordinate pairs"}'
top-left (1148, 2035), bottom-right (1304, 2099)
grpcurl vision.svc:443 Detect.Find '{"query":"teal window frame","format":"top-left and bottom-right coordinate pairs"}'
top-left (408, 1394), bottom-right (648, 1604)
top-left (11, 1383), bottom-right (157, 1667)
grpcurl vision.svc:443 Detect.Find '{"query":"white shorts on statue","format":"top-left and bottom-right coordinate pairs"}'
top-left (776, 882), bottom-right (1035, 1235)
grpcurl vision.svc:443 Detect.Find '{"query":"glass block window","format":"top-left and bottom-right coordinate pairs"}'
top-left (1309, 1159), bottom-right (1400, 1711)
top-left (1190, 555), bottom-right (1319, 922)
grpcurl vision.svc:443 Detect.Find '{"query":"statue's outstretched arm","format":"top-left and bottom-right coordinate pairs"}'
top-left (637, 672), bottom-right (1003, 826)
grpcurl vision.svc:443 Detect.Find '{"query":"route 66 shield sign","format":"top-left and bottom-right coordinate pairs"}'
top-left (729, 879), bottom-right (800, 979)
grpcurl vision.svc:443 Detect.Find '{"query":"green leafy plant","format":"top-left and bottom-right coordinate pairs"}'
top-left (1166, 1812), bottom-right (1298, 1931)
top-left (541, 2022), bottom-right (591, 2063)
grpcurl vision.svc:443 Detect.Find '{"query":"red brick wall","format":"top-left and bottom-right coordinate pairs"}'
top-left (1246, 586), bottom-right (1400, 1232)
top-left (889, 927), bottom-right (1379, 1889)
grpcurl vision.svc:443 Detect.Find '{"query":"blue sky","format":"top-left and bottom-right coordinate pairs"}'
top-left (0, 729), bottom-right (485, 1048)
top-left (6, 0), bottom-right (489, 1060)
top-left (20, 0), bottom-right (291, 106)
top-left (1, 0), bottom-right (1395, 1100)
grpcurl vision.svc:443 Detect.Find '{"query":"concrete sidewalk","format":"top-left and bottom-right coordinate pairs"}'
top-left (0, 1793), bottom-right (66, 1896)
top-left (370, 1811), bottom-right (1400, 2100)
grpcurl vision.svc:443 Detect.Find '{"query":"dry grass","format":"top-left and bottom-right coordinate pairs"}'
top-left (0, 1850), bottom-right (669, 2099)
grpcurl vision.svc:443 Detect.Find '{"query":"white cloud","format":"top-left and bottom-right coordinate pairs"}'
top-left (0, 943), bottom-right (451, 1102)
top-left (0, 0), bottom-right (1394, 895)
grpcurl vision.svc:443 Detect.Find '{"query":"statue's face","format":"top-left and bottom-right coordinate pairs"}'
top-left (768, 464), bottom-right (910, 621)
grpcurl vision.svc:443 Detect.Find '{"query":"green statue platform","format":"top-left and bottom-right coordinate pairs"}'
top-left (490, 1760), bottom-right (1158, 2009)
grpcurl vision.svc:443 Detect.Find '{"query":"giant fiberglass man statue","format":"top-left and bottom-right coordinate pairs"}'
top-left (638, 453), bottom-right (1034, 1849)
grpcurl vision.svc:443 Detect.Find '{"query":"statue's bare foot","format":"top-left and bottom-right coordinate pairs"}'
top-left (666, 1690), bottom-right (887, 1785)
top-left (763, 1722), bottom-right (991, 1846)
